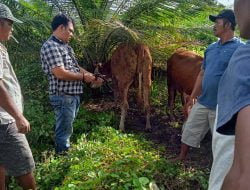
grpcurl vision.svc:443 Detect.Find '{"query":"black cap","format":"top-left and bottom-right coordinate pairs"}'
top-left (209, 9), bottom-right (235, 27)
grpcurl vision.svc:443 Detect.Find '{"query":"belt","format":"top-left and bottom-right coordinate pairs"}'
top-left (50, 92), bottom-right (79, 96)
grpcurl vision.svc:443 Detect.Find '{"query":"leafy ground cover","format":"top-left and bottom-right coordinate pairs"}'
top-left (3, 1), bottom-right (223, 189)
top-left (35, 109), bottom-right (209, 190)
top-left (7, 78), bottom-right (211, 190)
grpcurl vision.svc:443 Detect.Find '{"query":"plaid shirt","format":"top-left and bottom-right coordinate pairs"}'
top-left (40, 36), bottom-right (83, 95)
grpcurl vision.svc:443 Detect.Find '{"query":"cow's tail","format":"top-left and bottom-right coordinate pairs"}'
top-left (136, 44), bottom-right (144, 105)
top-left (135, 44), bottom-right (145, 75)
top-left (135, 71), bottom-right (143, 108)
top-left (136, 44), bottom-right (145, 61)
top-left (138, 71), bottom-right (142, 99)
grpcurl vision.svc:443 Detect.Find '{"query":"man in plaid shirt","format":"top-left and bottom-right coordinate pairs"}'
top-left (40, 13), bottom-right (103, 154)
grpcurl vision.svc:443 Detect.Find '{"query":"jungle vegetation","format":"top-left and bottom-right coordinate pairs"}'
top-left (1, 0), bottom-right (227, 189)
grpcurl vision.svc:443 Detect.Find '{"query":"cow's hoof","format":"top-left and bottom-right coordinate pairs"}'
top-left (145, 128), bottom-right (152, 133)
top-left (168, 114), bottom-right (175, 121)
top-left (119, 129), bottom-right (125, 133)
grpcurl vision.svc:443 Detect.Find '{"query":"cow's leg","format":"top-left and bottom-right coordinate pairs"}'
top-left (136, 72), bottom-right (143, 108)
top-left (0, 166), bottom-right (5, 190)
top-left (143, 86), bottom-right (151, 130)
top-left (142, 74), bottom-right (151, 130)
top-left (167, 84), bottom-right (176, 120)
top-left (118, 82), bottom-right (132, 131)
top-left (182, 93), bottom-right (190, 120)
top-left (181, 93), bottom-right (185, 105)
top-left (112, 76), bottom-right (119, 103)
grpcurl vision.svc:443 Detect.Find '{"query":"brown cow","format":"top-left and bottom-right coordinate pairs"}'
top-left (166, 49), bottom-right (203, 119)
top-left (110, 43), bottom-right (152, 131)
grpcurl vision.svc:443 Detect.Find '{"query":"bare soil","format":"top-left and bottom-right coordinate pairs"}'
top-left (84, 96), bottom-right (212, 171)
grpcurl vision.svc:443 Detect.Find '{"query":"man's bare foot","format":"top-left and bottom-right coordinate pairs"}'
top-left (169, 155), bottom-right (186, 163)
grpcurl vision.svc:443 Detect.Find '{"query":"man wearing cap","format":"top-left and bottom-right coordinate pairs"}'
top-left (174, 9), bottom-right (244, 162)
top-left (0, 3), bottom-right (36, 190)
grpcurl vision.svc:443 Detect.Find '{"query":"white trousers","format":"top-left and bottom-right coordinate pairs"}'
top-left (208, 106), bottom-right (235, 190)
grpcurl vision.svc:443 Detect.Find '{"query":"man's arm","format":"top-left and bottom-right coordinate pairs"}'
top-left (221, 105), bottom-right (250, 190)
top-left (78, 66), bottom-right (100, 83)
top-left (185, 69), bottom-right (204, 109)
top-left (190, 69), bottom-right (204, 99)
top-left (52, 66), bottom-right (104, 85)
top-left (52, 66), bottom-right (84, 81)
top-left (0, 80), bottom-right (30, 134)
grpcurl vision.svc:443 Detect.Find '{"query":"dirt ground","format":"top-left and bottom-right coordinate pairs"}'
top-left (84, 95), bottom-right (213, 171)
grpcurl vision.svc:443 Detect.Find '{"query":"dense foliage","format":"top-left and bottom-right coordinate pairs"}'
top-left (2, 0), bottom-right (227, 189)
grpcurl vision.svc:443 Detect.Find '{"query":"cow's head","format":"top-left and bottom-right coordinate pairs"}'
top-left (94, 61), bottom-right (112, 81)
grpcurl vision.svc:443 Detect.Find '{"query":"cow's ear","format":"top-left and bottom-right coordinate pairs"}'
top-left (97, 63), bottom-right (103, 68)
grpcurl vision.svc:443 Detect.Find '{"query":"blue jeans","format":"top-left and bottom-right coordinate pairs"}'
top-left (49, 95), bottom-right (80, 153)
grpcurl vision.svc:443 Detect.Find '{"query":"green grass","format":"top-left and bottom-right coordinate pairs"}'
top-left (8, 77), bottom-right (208, 190)
top-left (31, 108), bottom-right (208, 190)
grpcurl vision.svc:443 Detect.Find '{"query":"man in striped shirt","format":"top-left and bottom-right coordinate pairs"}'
top-left (0, 3), bottom-right (36, 189)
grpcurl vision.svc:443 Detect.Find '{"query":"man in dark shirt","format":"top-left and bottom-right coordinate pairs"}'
top-left (40, 14), bottom-right (103, 154)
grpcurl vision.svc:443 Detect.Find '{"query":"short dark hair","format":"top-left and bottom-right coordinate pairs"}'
top-left (51, 13), bottom-right (74, 31)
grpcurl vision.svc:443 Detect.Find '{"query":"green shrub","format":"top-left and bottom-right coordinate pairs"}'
top-left (35, 110), bottom-right (208, 190)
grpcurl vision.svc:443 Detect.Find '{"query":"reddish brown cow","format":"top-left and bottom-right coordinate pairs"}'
top-left (110, 43), bottom-right (152, 131)
top-left (166, 49), bottom-right (203, 119)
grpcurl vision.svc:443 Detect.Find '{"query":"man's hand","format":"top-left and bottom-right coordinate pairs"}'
top-left (90, 77), bottom-right (104, 88)
top-left (184, 96), bottom-right (197, 118)
top-left (15, 115), bottom-right (30, 134)
top-left (83, 73), bottom-right (96, 83)
top-left (186, 96), bottom-right (197, 108)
